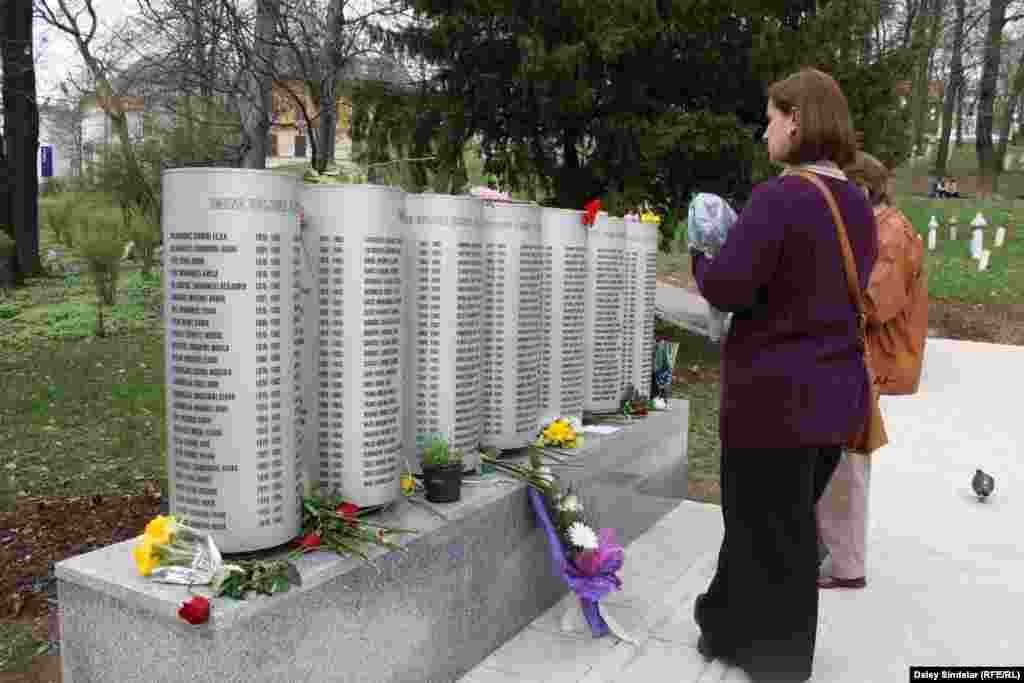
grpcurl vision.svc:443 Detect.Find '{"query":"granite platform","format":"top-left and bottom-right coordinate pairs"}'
top-left (56, 400), bottom-right (688, 683)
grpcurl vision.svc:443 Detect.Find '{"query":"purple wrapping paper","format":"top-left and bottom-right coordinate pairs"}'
top-left (526, 487), bottom-right (624, 638)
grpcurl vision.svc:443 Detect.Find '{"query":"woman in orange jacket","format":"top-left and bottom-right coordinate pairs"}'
top-left (817, 151), bottom-right (929, 589)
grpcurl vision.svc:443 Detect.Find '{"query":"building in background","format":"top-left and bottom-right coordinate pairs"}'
top-left (72, 55), bottom-right (411, 172)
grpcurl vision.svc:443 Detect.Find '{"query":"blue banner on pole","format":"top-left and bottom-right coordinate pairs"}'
top-left (41, 145), bottom-right (54, 178)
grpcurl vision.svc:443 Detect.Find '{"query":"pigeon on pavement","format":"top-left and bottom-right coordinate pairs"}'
top-left (972, 469), bottom-right (995, 501)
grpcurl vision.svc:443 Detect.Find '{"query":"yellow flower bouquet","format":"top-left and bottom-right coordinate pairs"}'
top-left (534, 417), bottom-right (583, 450)
top-left (640, 210), bottom-right (662, 225)
top-left (132, 515), bottom-right (228, 585)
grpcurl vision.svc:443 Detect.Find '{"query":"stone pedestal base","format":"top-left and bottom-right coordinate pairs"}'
top-left (57, 402), bottom-right (689, 683)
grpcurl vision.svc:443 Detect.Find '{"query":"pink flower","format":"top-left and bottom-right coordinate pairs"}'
top-left (469, 186), bottom-right (511, 201)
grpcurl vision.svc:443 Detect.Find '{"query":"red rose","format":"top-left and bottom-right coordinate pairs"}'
top-left (582, 199), bottom-right (602, 226)
top-left (336, 502), bottom-right (360, 520)
top-left (298, 532), bottom-right (321, 549)
top-left (178, 596), bottom-right (210, 625)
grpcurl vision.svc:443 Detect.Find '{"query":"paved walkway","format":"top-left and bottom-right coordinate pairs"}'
top-left (654, 284), bottom-right (712, 338)
top-left (458, 332), bottom-right (1024, 681)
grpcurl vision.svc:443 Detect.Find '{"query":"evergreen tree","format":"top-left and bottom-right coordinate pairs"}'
top-left (382, 0), bottom-right (911, 247)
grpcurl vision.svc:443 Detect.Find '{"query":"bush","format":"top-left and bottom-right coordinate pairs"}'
top-left (125, 212), bottom-right (162, 276)
top-left (123, 270), bottom-right (161, 306)
top-left (0, 231), bottom-right (14, 258)
top-left (72, 208), bottom-right (129, 308)
top-left (40, 177), bottom-right (73, 196)
top-left (40, 195), bottom-right (78, 247)
top-left (0, 302), bottom-right (19, 319)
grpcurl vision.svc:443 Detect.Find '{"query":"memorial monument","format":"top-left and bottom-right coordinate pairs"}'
top-left (479, 200), bottom-right (544, 450)
top-left (302, 183), bottom-right (406, 508)
top-left (584, 212), bottom-right (626, 413)
top-left (538, 208), bottom-right (587, 422)
top-left (402, 193), bottom-right (485, 471)
top-left (163, 168), bottom-right (303, 553)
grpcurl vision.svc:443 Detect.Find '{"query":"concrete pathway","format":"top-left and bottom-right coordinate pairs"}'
top-left (458, 337), bottom-right (1024, 682)
top-left (655, 284), bottom-right (712, 338)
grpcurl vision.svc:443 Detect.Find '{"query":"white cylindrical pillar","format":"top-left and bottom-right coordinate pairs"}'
top-left (163, 168), bottom-right (301, 553)
top-left (538, 208), bottom-right (587, 422)
top-left (584, 213), bottom-right (625, 414)
top-left (634, 220), bottom-right (659, 398)
top-left (303, 184), bottom-right (406, 508)
top-left (479, 200), bottom-right (543, 450)
top-left (402, 193), bottom-right (485, 472)
top-left (621, 219), bottom-right (640, 398)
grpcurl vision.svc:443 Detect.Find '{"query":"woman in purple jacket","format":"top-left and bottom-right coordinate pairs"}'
top-left (691, 68), bottom-right (878, 682)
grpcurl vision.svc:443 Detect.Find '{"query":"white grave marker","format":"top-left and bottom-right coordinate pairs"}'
top-left (928, 216), bottom-right (938, 251)
top-left (979, 249), bottom-right (991, 271)
top-left (970, 213), bottom-right (987, 259)
top-left (995, 226), bottom-right (1006, 247)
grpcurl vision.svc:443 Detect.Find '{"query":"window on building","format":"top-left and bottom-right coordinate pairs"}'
top-left (294, 135), bottom-right (306, 158)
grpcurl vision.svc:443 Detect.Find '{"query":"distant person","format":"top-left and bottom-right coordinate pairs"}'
top-left (931, 177), bottom-right (946, 198)
top-left (817, 151), bottom-right (928, 590)
top-left (690, 68), bottom-right (877, 682)
top-left (945, 177), bottom-right (960, 198)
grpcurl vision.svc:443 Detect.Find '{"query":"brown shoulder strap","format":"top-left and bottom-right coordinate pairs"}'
top-left (791, 170), bottom-right (867, 328)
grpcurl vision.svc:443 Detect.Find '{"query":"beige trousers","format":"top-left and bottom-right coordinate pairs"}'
top-left (816, 451), bottom-right (871, 579)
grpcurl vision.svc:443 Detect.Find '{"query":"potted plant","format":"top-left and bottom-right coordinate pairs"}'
top-left (420, 437), bottom-right (463, 503)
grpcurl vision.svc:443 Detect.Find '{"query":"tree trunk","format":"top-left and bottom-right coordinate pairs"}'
top-left (956, 86), bottom-right (965, 147)
top-left (901, 0), bottom-right (921, 49)
top-left (908, 1), bottom-right (930, 155)
top-left (996, 95), bottom-right (1017, 172)
top-left (996, 46), bottom-right (1024, 171)
top-left (240, 0), bottom-right (280, 169)
top-left (912, 0), bottom-right (945, 159)
top-left (2, 0), bottom-right (42, 281)
top-left (557, 128), bottom-right (582, 209)
top-left (934, 0), bottom-right (966, 176)
top-left (315, 0), bottom-right (344, 174)
top-left (976, 0), bottom-right (1009, 195)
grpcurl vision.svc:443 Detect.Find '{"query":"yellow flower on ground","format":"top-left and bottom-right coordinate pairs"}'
top-left (640, 211), bottom-right (662, 225)
top-left (132, 538), bottom-right (160, 576)
top-left (400, 473), bottom-right (416, 497)
top-left (144, 515), bottom-right (176, 545)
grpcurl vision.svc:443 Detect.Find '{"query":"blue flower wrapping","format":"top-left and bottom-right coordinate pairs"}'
top-left (686, 192), bottom-right (738, 258)
top-left (527, 487), bottom-right (625, 638)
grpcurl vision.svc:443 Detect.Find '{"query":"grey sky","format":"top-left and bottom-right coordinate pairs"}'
top-left (35, 0), bottom-right (138, 99)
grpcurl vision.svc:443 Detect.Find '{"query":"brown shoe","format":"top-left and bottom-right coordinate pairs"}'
top-left (817, 575), bottom-right (866, 590)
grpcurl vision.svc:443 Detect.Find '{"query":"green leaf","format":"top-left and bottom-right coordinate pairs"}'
top-left (217, 573), bottom-right (247, 600)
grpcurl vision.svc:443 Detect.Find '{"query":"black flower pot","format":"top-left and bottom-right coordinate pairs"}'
top-left (422, 463), bottom-right (462, 503)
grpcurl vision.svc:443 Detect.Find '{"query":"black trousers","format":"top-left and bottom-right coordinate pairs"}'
top-left (696, 446), bottom-right (841, 683)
